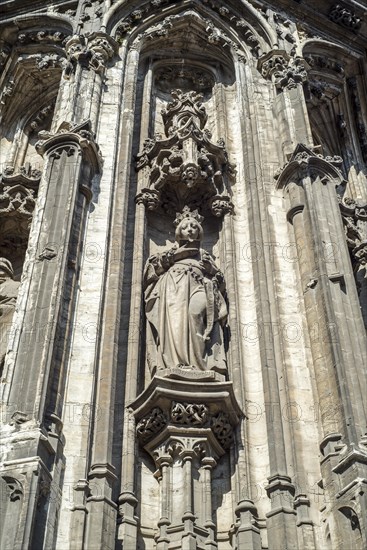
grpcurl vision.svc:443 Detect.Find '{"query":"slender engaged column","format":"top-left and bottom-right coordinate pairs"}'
top-left (181, 452), bottom-right (197, 550)
top-left (201, 457), bottom-right (217, 549)
top-left (156, 455), bottom-right (172, 550)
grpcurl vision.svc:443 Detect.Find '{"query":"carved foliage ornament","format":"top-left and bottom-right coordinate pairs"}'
top-left (115, 0), bottom-right (261, 57)
top-left (329, 4), bottom-right (361, 31)
top-left (211, 412), bottom-right (233, 448)
top-left (17, 30), bottom-right (68, 45)
top-left (0, 165), bottom-right (40, 220)
top-left (339, 197), bottom-right (367, 272)
top-left (155, 66), bottom-right (215, 94)
top-left (136, 404), bottom-right (233, 449)
top-left (136, 407), bottom-right (167, 442)
top-left (274, 144), bottom-right (343, 182)
top-left (136, 89), bottom-right (234, 216)
top-left (65, 33), bottom-right (117, 75)
top-left (259, 51), bottom-right (308, 90)
top-left (171, 402), bottom-right (208, 425)
top-left (304, 54), bottom-right (344, 77)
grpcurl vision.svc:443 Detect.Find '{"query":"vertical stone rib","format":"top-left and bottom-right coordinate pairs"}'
top-left (238, 64), bottom-right (298, 548)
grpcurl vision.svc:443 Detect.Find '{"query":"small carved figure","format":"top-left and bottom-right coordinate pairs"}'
top-left (0, 258), bottom-right (19, 372)
top-left (143, 209), bottom-right (227, 374)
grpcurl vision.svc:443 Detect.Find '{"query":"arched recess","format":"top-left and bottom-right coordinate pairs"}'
top-left (0, 475), bottom-right (24, 550)
top-left (85, 4), bottom-right (296, 550)
top-left (302, 40), bottom-right (367, 180)
top-left (337, 506), bottom-right (363, 549)
top-left (104, 0), bottom-right (277, 52)
top-left (302, 39), bottom-right (367, 328)
top-left (0, 17), bottom-right (69, 375)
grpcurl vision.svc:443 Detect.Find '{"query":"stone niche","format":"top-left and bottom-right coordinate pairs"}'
top-left (129, 22), bottom-right (242, 546)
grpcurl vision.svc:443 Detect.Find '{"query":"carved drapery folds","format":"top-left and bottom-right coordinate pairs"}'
top-left (143, 208), bottom-right (228, 376)
top-left (136, 89), bottom-right (234, 216)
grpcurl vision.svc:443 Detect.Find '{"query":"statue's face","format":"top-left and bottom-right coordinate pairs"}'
top-left (178, 218), bottom-right (200, 242)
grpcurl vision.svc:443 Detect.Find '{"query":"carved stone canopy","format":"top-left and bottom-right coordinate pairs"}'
top-left (136, 89), bottom-right (234, 217)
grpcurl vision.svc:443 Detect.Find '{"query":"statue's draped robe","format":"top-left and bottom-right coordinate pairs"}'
top-left (0, 278), bottom-right (19, 369)
top-left (144, 246), bottom-right (227, 373)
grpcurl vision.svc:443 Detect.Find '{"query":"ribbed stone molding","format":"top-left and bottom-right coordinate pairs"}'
top-left (1, 119), bottom-right (101, 550)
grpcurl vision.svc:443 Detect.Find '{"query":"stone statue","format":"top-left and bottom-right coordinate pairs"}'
top-left (143, 209), bottom-right (228, 374)
top-left (0, 258), bottom-right (19, 372)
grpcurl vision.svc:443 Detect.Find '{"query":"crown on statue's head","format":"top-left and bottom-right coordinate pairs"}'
top-left (174, 206), bottom-right (204, 226)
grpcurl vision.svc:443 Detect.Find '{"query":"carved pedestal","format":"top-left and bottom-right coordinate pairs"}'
top-left (131, 372), bottom-right (242, 549)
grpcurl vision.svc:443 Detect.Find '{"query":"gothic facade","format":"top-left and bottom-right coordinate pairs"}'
top-left (0, 1), bottom-right (366, 549)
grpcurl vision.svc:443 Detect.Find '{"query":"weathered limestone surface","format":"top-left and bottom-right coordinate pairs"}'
top-left (0, 1), bottom-right (366, 549)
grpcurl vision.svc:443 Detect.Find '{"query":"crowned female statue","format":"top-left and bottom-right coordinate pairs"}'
top-left (143, 208), bottom-right (228, 375)
top-left (0, 258), bottom-right (19, 372)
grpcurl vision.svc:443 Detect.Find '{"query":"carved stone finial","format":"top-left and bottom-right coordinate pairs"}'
top-left (258, 51), bottom-right (308, 90)
top-left (162, 89), bottom-right (207, 136)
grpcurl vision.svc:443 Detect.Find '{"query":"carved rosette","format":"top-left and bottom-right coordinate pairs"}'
top-left (136, 89), bottom-right (234, 216)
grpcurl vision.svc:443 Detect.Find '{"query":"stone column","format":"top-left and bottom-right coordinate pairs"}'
top-left (201, 457), bottom-right (217, 550)
top-left (181, 451), bottom-right (197, 550)
top-left (156, 454), bottom-right (172, 550)
top-left (1, 120), bottom-right (101, 549)
top-left (114, 42), bottom-right (145, 549)
top-left (238, 58), bottom-right (298, 550)
top-left (277, 145), bottom-right (367, 549)
top-left (258, 51), bottom-right (321, 548)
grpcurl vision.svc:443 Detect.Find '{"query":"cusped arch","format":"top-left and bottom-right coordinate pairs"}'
top-left (302, 38), bottom-right (361, 71)
top-left (1, 13), bottom-right (73, 45)
top-left (104, 0), bottom-right (277, 56)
